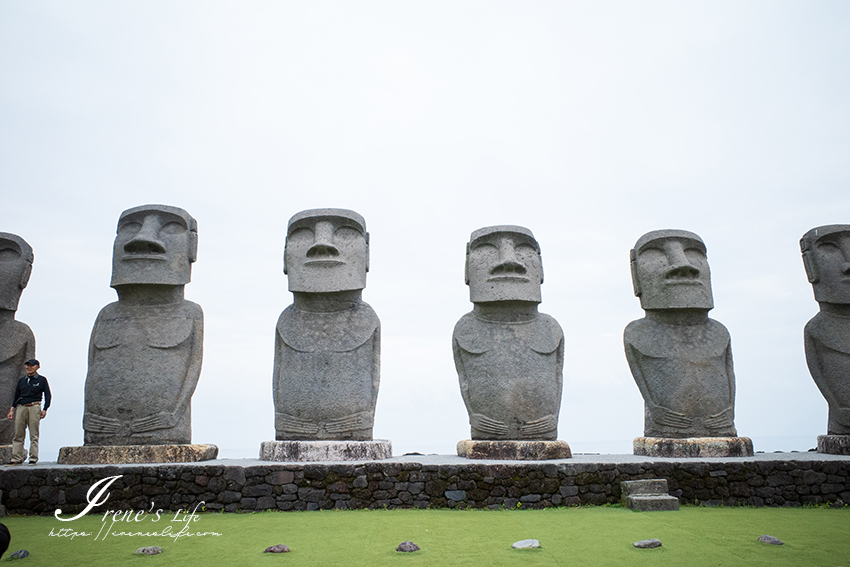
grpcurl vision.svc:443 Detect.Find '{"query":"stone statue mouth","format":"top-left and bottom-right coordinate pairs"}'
top-left (304, 259), bottom-right (344, 267)
top-left (664, 279), bottom-right (702, 285)
top-left (487, 275), bottom-right (529, 282)
top-left (121, 254), bottom-right (167, 261)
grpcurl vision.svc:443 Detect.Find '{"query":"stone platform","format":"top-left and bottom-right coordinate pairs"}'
top-left (457, 440), bottom-right (571, 460)
top-left (57, 444), bottom-right (219, 464)
top-left (818, 435), bottom-right (850, 455)
top-left (0, 446), bottom-right (11, 464)
top-left (259, 440), bottom-right (392, 462)
top-left (634, 437), bottom-right (754, 458)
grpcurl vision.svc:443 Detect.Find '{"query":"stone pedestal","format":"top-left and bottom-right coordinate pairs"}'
top-left (457, 439), bottom-right (571, 460)
top-left (57, 444), bottom-right (218, 465)
top-left (634, 437), bottom-right (753, 458)
top-left (259, 440), bottom-right (392, 462)
top-left (817, 435), bottom-right (850, 455)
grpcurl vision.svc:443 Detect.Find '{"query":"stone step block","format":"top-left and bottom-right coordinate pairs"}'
top-left (621, 479), bottom-right (669, 497)
top-left (626, 494), bottom-right (680, 512)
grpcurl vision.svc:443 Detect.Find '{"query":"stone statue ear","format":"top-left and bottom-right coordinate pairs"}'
top-left (188, 232), bottom-right (198, 264)
top-left (802, 251), bottom-right (819, 283)
top-left (539, 253), bottom-right (544, 285)
top-left (630, 249), bottom-right (641, 297)
top-left (365, 231), bottom-right (370, 273)
top-left (464, 243), bottom-right (470, 285)
top-left (283, 249), bottom-right (288, 275)
top-left (20, 262), bottom-right (32, 289)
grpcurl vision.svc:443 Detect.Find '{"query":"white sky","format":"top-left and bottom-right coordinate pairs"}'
top-left (1, 1), bottom-right (849, 459)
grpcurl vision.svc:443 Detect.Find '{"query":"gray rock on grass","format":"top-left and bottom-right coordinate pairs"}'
top-left (633, 539), bottom-right (662, 549)
top-left (758, 535), bottom-right (783, 545)
top-left (396, 541), bottom-right (420, 552)
top-left (9, 549), bottom-right (29, 559)
top-left (134, 546), bottom-right (162, 555)
top-left (512, 539), bottom-right (540, 549)
top-left (264, 544), bottom-right (291, 553)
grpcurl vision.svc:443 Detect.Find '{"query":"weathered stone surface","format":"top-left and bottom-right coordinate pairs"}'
top-left (259, 440), bottom-right (391, 462)
top-left (396, 541), bottom-right (420, 552)
top-left (134, 546), bottom-right (162, 555)
top-left (264, 544), bottom-right (291, 553)
top-left (621, 479), bottom-right (679, 511)
top-left (57, 444), bottom-right (218, 464)
top-left (9, 549), bottom-right (29, 559)
top-left (801, 226), bottom-right (850, 437)
top-left (758, 535), bottom-right (783, 545)
top-left (512, 539), bottom-right (540, 549)
top-left (274, 209), bottom-right (380, 442)
top-left (0, 447), bottom-right (11, 465)
top-left (634, 437), bottom-right (753, 458)
top-left (454, 226), bottom-right (565, 443)
top-left (457, 440), bottom-right (571, 460)
top-left (817, 435), bottom-right (850, 455)
top-left (625, 230), bottom-right (741, 440)
top-left (0, 233), bottom-right (36, 446)
top-left (633, 539), bottom-right (662, 549)
top-left (84, 205), bottom-right (203, 447)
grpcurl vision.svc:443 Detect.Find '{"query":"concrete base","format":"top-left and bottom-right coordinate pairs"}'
top-left (57, 444), bottom-right (219, 465)
top-left (634, 437), bottom-right (754, 458)
top-left (259, 440), bottom-right (392, 462)
top-left (818, 435), bottom-right (850, 455)
top-left (0, 445), bottom-right (11, 464)
top-left (457, 440), bottom-right (571, 460)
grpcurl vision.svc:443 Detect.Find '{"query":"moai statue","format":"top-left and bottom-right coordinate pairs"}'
top-left (625, 229), bottom-right (751, 457)
top-left (801, 225), bottom-right (850, 454)
top-left (453, 226), bottom-right (569, 460)
top-left (272, 209), bottom-right (381, 444)
top-left (0, 233), bottom-right (36, 451)
top-left (82, 205), bottom-right (204, 447)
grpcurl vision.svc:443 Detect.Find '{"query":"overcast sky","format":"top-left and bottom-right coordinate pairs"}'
top-left (1, 1), bottom-right (849, 460)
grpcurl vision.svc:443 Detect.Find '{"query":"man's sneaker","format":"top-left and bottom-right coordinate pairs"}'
top-left (7, 461), bottom-right (21, 466)
top-left (28, 461), bottom-right (37, 465)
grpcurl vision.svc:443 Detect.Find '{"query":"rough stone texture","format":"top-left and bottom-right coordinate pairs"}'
top-left (801, 226), bottom-right (850, 439)
top-left (2, 455), bottom-right (850, 516)
top-left (396, 541), bottom-right (420, 552)
top-left (84, 205), bottom-right (203, 447)
top-left (758, 535), bottom-right (783, 545)
top-left (0, 447), bottom-right (12, 465)
top-left (259, 440), bottom-right (391, 462)
top-left (274, 209), bottom-right (380, 442)
top-left (454, 226), bottom-right (565, 443)
top-left (57, 444), bottom-right (218, 464)
top-left (134, 546), bottom-right (163, 555)
top-left (9, 549), bottom-right (29, 559)
top-left (634, 437), bottom-right (754, 458)
top-left (625, 230), bottom-right (741, 440)
top-left (0, 233), bottom-right (36, 446)
top-left (512, 539), bottom-right (540, 549)
top-left (264, 544), bottom-right (291, 553)
top-left (818, 435), bottom-right (850, 455)
top-left (633, 539), bottom-right (662, 549)
top-left (457, 440), bottom-right (571, 460)
top-left (620, 479), bottom-right (679, 511)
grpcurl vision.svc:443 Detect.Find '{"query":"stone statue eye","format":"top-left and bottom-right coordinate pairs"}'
top-left (684, 248), bottom-right (706, 262)
top-left (0, 247), bottom-right (20, 262)
top-left (817, 241), bottom-right (841, 253)
top-left (117, 221), bottom-right (141, 236)
top-left (334, 226), bottom-right (360, 241)
top-left (288, 227), bottom-right (313, 243)
top-left (160, 221), bottom-right (186, 235)
top-left (472, 242), bottom-right (498, 253)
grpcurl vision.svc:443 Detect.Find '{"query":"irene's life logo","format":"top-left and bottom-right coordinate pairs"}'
top-left (51, 475), bottom-right (221, 542)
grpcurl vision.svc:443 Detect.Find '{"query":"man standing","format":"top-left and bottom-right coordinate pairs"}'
top-left (6, 359), bottom-right (50, 465)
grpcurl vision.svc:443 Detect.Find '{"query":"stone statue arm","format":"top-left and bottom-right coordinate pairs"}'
top-left (453, 335), bottom-right (472, 413)
top-left (704, 342), bottom-right (736, 429)
top-left (519, 336), bottom-right (563, 437)
top-left (83, 316), bottom-right (122, 434)
top-left (131, 315), bottom-right (204, 434)
top-left (371, 323), bottom-right (380, 407)
top-left (453, 334), bottom-right (507, 436)
top-left (805, 329), bottom-right (850, 428)
top-left (624, 338), bottom-right (693, 429)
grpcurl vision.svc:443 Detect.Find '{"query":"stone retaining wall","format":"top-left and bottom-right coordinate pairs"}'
top-left (2, 459), bottom-right (849, 516)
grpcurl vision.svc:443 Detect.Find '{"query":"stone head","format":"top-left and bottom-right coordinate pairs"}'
top-left (465, 225), bottom-right (543, 303)
top-left (0, 232), bottom-right (33, 311)
top-left (631, 229), bottom-right (713, 310)
top-left (284, 208), bottom-right (369, 293)
top-left (110, 204), bottom-right (198, 288)
top-left (801, 225), bottom-right (850, 305)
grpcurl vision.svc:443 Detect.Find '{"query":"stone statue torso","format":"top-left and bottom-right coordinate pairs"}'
top-left (453, 312), bottom-right (563, 440)
top-left (84, 300), bottom-right (203, 445)
top-left (624, 317), bottom-right (736, 437)
top-left (0, 319), bottom-right (35, 444)
top-left (805, 311), bottom-right (850, 434)
top-left (274, 301), bottom-right (380, 440)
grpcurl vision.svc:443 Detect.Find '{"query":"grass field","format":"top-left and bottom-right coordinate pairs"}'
top-left (2, 505), bottom-right (849, 566)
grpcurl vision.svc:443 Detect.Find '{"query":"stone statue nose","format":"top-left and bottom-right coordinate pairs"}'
top-left (665, 265), bottom-right (700, 279)
top-left (490, 261), bottom-right (527, 275)
top-left (123, 217), bottom-right (166, 254)
top-left (306, 243), bottom-right (340, 259)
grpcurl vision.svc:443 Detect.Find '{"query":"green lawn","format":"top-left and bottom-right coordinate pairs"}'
top-left (3, 505), bottom-right (849, 566)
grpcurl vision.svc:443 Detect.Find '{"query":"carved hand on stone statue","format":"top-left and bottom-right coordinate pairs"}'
top-left (131, 411), bottom-right (178, 433)
top-left (519, 415), bottom-right (557, 437)
top-left (649, 405), bottom-right (694, 429)
top-left (470, 413), bottom-right (508, 436)
top-left (704, 408), bottom-right (734, 430)
top-left (83, 413), bottom-right (122, 434)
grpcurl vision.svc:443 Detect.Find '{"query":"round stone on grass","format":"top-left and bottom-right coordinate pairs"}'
top-left (396, 541), bottom-right (420, 552)
top-left (633, 539), bottom-right (662, 549)
top-left (758, 535), bottom-right (783, 545)
top-left (512, 539), bottom-right (540, 549)
top-left (134, 546), bottom-right (162, 555)
top-left (264, 544), bottom-right (291, 553)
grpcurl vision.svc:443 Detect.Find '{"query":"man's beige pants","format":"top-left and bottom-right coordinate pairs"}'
top-left (12, 403), bottom-right (40, 463)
